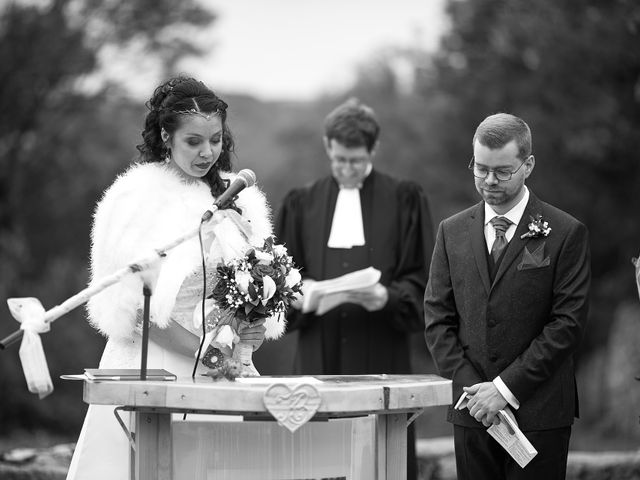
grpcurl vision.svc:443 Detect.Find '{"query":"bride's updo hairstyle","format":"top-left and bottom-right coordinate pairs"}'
top-left (137, 75), bottom-right (235, 197)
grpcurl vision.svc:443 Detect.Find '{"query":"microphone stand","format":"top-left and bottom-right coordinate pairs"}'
top-left (140, 286), bottom-right (152, 380)
top-left (0, 205), bottom-right (221, 382)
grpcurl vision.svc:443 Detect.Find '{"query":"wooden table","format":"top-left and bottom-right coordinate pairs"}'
top-left (83, 374), bottom-right (451, 480)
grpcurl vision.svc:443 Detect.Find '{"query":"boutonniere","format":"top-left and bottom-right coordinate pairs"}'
top-left (520, 214), bottom-right (551, 239)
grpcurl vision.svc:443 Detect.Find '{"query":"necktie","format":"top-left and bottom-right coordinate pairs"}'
top-left (490, 216), bottom-right (513, 262)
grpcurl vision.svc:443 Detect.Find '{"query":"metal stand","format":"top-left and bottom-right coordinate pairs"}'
top-left (0, 208), bottom-right (213, 351)
top-left (140, 286), bottom-right (152, 380)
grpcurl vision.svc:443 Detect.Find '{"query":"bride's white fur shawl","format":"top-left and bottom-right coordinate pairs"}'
top-left (87, 162), bottom-right (284, 340)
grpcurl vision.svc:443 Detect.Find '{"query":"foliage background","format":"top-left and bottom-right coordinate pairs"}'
top-left (1, 0), bottom-right (639, 451)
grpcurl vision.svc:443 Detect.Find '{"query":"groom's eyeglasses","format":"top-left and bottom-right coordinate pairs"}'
top-left (468, 157), bottom-right (528, 182)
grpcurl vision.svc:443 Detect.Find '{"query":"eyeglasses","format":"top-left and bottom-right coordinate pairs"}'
top-left (332, 156), bottom-right (369, 167)
top-left (468, 156), bottom-right (528, 182)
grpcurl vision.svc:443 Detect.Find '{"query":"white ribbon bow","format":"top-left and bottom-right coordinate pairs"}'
top-left (8, 298), bottom-right (54, 399)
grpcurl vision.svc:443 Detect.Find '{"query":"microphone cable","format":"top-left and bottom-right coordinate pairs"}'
top-left (184, 219), bottom-right (209, 421)
top-left (190, 219), bottom-right (209, 380)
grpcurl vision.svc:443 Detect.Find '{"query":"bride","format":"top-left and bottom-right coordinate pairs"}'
top-left (66, 76), bottom-right (284, 479)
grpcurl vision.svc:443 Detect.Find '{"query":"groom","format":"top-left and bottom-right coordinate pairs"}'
top-left (424, 113), bottom-right (590, 480)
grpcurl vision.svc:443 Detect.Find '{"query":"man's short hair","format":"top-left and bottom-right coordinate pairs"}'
top-left (324, 98), bottom-right (380, 152)
top-left (473, 113), bottom-right (532, 159)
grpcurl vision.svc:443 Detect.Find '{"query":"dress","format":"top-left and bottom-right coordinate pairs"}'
top-left (276, 169), bottom-right (434, 375)
top-left (66, 162), bottom-right (276, 480)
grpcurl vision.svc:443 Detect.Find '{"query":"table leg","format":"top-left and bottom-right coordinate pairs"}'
top-left (134, 411), bottom-right (172, 480)
top-left (376, 413), bottom-right (407, 480)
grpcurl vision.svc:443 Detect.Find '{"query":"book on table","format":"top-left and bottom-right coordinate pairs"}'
top-left (84, 369), bottom-right (177, 381)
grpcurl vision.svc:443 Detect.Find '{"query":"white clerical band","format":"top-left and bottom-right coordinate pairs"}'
top-left (327, 187), bottom-right (366, 249)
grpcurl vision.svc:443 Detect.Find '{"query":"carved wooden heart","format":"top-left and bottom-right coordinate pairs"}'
top-left (263, 383), bottom-right (322, 432)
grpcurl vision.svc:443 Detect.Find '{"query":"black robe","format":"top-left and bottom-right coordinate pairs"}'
top-left (276, 169), bottom-right (434, 375)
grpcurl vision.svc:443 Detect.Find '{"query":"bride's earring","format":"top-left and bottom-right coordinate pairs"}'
top-left (161, 128), bottom-right (171, 164)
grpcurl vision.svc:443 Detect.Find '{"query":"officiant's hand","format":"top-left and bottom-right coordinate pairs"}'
top-left (237, 319), bottom-right (267, 351)
top-left (348, 282), bottom-right (388, 311)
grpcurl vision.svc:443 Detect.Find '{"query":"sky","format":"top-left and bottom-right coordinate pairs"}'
top-left (137, 0), bottom-right (449, 102)
top-left (187, 0), bottom-right (448, 101)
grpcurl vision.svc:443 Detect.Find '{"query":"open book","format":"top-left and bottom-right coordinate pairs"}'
top-left (302, 267), bottom-right (381, 316)
top-left (455, 392), bottom-right (538, 468)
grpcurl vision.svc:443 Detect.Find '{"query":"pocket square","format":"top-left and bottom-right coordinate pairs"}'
top-left (517, 243), bottom-right (550, 271)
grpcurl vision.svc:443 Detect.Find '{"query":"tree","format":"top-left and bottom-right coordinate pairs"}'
top-left (0, 0), bottom-right (216, 435)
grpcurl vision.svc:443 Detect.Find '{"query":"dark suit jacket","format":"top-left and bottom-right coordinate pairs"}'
top-left (277, 169), bottom-right (434, 374)
top-left (424, 193), bottom-right (590, 431)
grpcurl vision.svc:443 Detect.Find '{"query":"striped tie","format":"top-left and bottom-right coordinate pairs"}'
top-left (490, 216), bottom-right (513, 262)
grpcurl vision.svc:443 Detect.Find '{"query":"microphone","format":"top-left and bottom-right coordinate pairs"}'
top-left (201, 169), bottom-right (256, 222)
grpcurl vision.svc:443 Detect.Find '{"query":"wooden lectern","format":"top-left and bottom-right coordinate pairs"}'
top-left (83, 374), bottom-right (451, 480)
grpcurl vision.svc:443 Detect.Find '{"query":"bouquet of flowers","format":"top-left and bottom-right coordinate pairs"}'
top-left (205, 236), bottom-right (302, 378)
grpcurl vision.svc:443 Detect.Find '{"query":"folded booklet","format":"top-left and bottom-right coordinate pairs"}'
top-left (84, 369), bottom-right (177, 381)
top-left (301, 267), bottom-right (382, 316)
top-left (455, 392), bottom-right (537, 468)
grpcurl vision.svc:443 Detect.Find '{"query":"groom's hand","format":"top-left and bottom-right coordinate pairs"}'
top-left (463, 382), bottom-right (507, 427)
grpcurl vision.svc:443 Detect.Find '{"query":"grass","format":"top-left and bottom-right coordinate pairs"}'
top-left (0, 429), bottom-right (75, 453)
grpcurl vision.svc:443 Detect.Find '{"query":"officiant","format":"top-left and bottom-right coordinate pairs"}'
top-left (276, 98), bottom-right (434, 377)
top-left (277, 99), bottom-right (433, 377)
top-left (276, 99), bottom-right (434, 479)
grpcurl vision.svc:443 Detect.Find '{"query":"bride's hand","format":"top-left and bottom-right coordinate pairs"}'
top-left (290, 278), bottom-right (316, 310)
top-left (173, 270), bottom-right (219, 328)
top-left (237, 319), bottom-right (267, 351)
